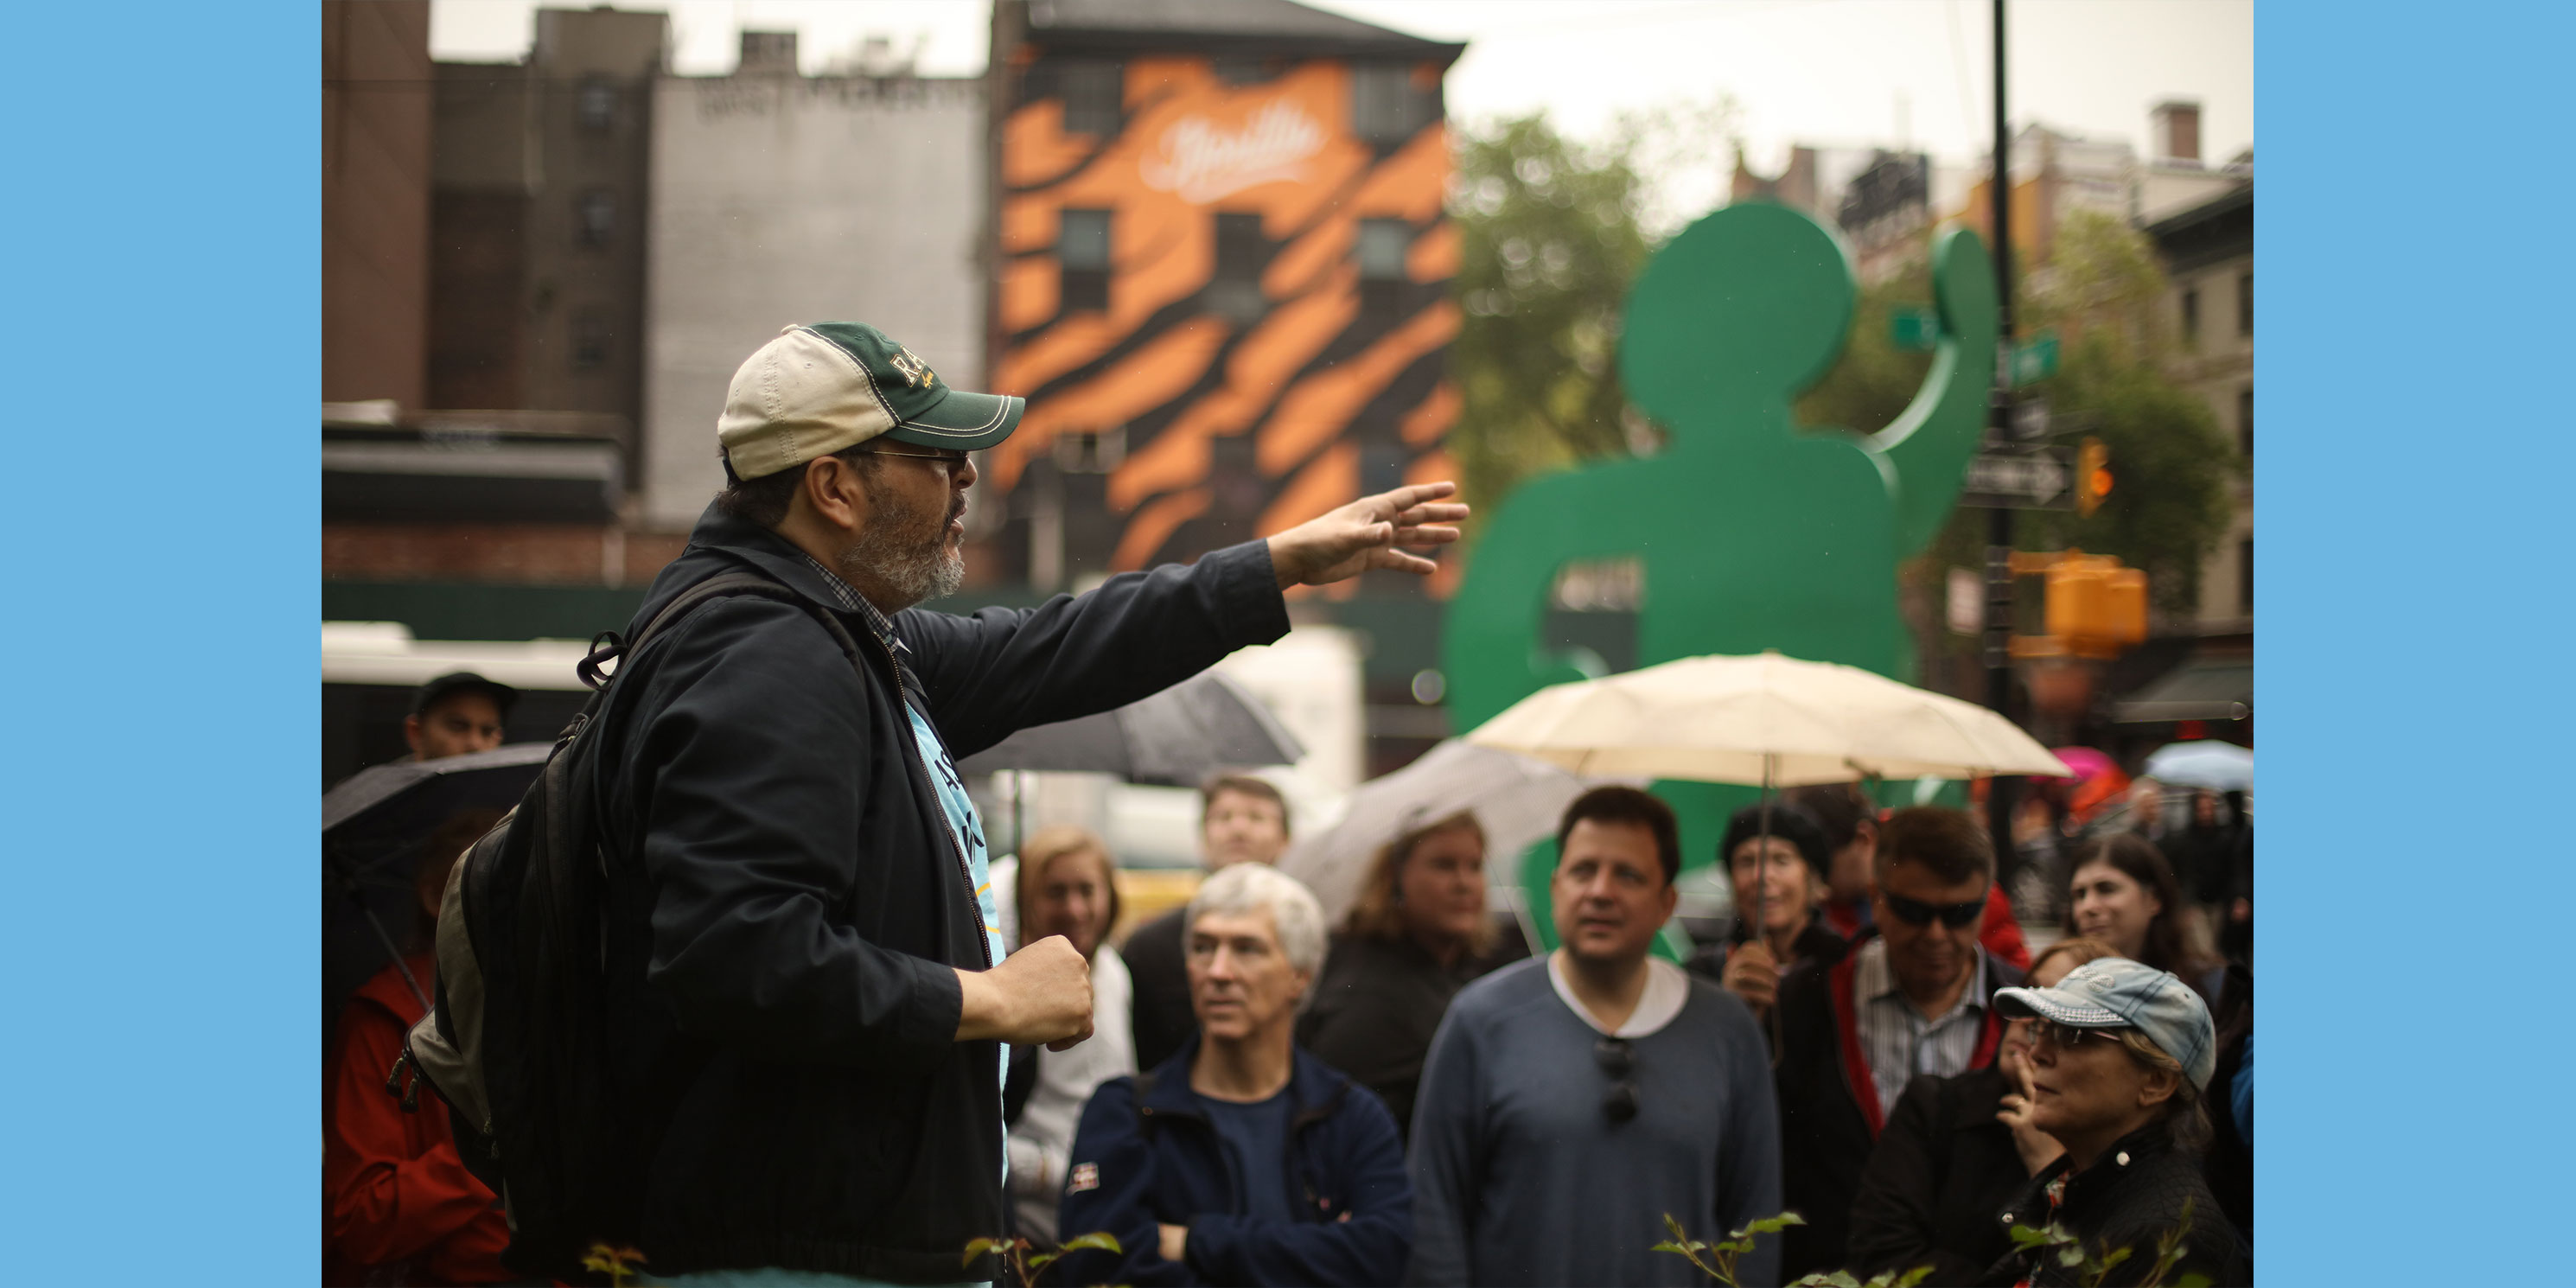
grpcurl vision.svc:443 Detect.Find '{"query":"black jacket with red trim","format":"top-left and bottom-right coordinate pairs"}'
top-left (1773, 937), bottom-right (2024, 1283)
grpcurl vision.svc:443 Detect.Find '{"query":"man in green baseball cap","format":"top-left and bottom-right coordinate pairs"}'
top-left (548, 321), bottom-right (1466, 1286)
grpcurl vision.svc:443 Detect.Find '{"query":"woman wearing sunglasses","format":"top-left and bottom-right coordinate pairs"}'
top-left (1981, 958), bottom-right (2244, 1287)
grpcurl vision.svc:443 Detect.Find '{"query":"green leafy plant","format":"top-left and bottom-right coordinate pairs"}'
top-left (963, 1231), bottom-right (1124, 1288)
top-left (2005, 1197), bottom-right (2211, 1288)
top-left (582, 1242), bottom-right (647, 1288)
top-left (1789, 1266), bottom-right (1935, 1288)
top-left (1652, 1210), bottom-right (1806, 1287)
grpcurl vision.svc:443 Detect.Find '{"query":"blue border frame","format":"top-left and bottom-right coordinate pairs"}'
top-left (2262, 0), bottom-right (2576, 1281)
top-left (0, 3), bottom-right (316, 1280)
top-left (10, 0), bottom-right (2571, 1278)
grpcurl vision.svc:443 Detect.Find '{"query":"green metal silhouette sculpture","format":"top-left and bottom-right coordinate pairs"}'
top-left (1444, 204), bottom-right (1998, 943)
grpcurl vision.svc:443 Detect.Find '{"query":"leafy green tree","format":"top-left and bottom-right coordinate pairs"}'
top-left (1446, 112), bottom-right (1656, 520)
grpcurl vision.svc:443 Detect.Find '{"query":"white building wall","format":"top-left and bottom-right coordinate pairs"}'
top-left (643, 73), bottom-right (985, 528)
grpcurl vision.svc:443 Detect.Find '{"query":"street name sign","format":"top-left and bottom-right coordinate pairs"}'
top-left (2008, 331), bottom-right (2060, 386)
top-left (1960, 444), bottom-right (2075, 510)
top-left (1891, 308), bottom-right (1940, 352)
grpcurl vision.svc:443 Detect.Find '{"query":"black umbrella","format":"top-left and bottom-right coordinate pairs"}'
top-left (322, 743), bottom-right (550, 1036)
top-left (956, 671), bottom-right (1303, 851)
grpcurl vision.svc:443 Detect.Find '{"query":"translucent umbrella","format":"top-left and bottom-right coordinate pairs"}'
top-left (2143, 740), bottom-right (2253, 792)
top-left (1276, 738), bottom-right (1623, 932)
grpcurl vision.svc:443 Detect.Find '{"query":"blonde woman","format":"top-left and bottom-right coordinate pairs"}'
top-left (1295, 811), bottom-right (1501, 1138)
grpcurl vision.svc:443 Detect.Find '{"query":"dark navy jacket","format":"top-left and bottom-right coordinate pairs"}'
top-left (588, 503), bottom-right (1288, 1283)
top-left (1055, 1036), bottom-right (1412, 1286)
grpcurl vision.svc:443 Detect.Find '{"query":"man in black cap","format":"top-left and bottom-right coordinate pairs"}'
top-left (404, 672), bottom-right (513, 762)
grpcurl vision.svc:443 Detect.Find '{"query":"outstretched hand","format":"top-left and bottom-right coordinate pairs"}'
top-left (1267, 481), bottom-right (1468, 589)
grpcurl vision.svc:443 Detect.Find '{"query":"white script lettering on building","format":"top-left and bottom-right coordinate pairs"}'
top-left (1138, 101), bottom-right (1327, 204)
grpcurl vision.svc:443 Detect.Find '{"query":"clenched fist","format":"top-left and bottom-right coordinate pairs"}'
top-left (955, 934), bottom-right (1095, 1049)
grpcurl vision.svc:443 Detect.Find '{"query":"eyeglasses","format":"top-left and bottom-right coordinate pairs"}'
top-left (2028, 1020), bottom-right (2129, 1050)
top-left (1882, 891), bottom-right (1986, 928)
top-left (1596, 1037), bottom-right (1640, 1125)
top-left (864, 445), bottom-right (972, 478)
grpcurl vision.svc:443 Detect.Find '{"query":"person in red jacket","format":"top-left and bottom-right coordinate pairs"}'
top-left (324, 811), bottom-right (513, 1287)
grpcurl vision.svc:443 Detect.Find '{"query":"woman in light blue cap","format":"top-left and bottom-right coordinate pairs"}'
top-left (1980, 958), bottom-right (2244, 1287)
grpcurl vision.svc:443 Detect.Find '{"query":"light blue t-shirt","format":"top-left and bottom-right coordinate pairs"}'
top-left (905, 701), bottom-right (1008, 1102)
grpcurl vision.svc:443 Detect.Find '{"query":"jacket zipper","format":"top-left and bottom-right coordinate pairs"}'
top-left (862, 627), bottom-right (992, 971)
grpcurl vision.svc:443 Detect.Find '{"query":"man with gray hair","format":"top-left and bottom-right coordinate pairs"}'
top-left (1056, 864), bottom-right (1412, 1286)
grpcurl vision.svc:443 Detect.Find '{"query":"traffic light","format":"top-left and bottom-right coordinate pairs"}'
top-left (2007, 548), bottom-right (2148, 660)
top-left (2076, 437), bottom-right (2112, 517)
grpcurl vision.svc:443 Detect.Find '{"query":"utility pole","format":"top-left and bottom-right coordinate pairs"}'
top-left (1985, 0), bottom-right (2021, 886)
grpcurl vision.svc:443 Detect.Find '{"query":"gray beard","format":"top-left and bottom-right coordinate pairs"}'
top-left (838, 471), bottom-right (964, 610)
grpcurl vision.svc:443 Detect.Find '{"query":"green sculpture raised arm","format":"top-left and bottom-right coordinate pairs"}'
top-left (1442, 203), bottom-right (1997, 911)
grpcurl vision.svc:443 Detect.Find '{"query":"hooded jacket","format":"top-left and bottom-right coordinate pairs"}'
top-left (1054, 1037), bottom-right (1412, 1287)
top-left (585, 503), bottom-right (1288, 1282)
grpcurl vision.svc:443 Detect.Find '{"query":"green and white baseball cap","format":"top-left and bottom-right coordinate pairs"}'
top-left (717, 322), bottom-right (1023, 481)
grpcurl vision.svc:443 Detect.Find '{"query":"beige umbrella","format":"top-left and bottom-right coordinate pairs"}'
top-left (1465, 650), bottom-right (2069, 969)
top-left (1464, 650), bottom-right (2070, 786)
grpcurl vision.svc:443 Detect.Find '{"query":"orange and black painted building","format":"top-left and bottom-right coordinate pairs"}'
top-left (980, 0), bottom-right (1465, 592)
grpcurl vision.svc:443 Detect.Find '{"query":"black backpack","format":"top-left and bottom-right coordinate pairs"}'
top-left (386, 571), bottom-right (872, 1279)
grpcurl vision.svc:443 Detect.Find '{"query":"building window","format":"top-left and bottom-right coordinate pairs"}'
top-left (2239, 386), bottom-right (2253, 458)
top-left (1208, 212), bottom-right (1267, 324)
top-left (2179, 286), bottom-right (2200, 348)
top-left (1357, 219), bottom-right (1411, 316)
top-left (1351, 63), bottom-right (1432, 145)
top-left (2237, 270), bottom-right (2252, 337)
top-left (571, 309), bottom-right (609, 368)
top-left (1059, 60), bottom-right (1123, 137)
top-left (1059, 208), bottom-right (1111, 312)
top-left (2239, 538), bottom-right (2253, 613)
top-left (577, 188), bottom-right (615, 246)
top-left (577, 78), bottom-right (616, 132)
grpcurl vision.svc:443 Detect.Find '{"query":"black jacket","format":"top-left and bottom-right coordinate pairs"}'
top-left (588, 504), bottom-right (1288, 1282)
top-left (1981, 1126), bottom-right (2246, 1287)
top-left (1055, 1037), bottom-right (1413, 1286)
top-left (1846, 1066), bottom-right (2034, 1285)
top-left (1294, 934), bottom-right (1487, 1141)
top-left (1774, 940), bottom-right (2024, 1282)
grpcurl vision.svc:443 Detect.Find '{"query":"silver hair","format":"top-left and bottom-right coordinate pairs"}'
top-left (1186, 863), bottom-right (1327, 978)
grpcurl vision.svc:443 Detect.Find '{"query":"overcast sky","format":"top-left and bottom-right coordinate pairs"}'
top-left (432, 0), bottom-right (2251, 210)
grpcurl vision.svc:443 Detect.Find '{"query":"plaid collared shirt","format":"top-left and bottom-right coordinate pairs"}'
top-left (1851, 936), bottom-right (1992, 1122)
top-left (800, 553), bottom-right (909, 661)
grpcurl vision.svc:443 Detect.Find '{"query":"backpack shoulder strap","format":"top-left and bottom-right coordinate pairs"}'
top-left (577, 570), bottom-right (876, 690)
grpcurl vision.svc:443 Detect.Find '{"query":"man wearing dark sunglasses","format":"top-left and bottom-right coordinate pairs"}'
top-left (1406, 787), bottom-right (1782, 1287)
top-left (1770, 807), bottom-right (2026, 1282)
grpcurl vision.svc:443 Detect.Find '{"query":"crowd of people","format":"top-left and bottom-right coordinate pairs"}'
top-left (320, 320), bottom-right (2251, 1288)
top-left (1032, 780), bottom-right (2248, 1287)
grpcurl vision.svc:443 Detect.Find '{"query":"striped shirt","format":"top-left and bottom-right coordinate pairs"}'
top-left (1850, 936), bottom-right (1993, 1122)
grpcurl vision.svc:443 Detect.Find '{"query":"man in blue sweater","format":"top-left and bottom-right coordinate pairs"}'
top-left (1407, 787), bottom-right (1783, 1287)
top-left (1057, 864), bottom-right (1412, 1286)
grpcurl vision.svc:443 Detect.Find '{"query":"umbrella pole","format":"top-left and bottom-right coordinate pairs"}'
top-left (1754, 755), bottom-right (1775, 947)
top-left (1757, 753), bottom-right (1785, 1061)
top-left (328, 848), bottom-right (432, 1015)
